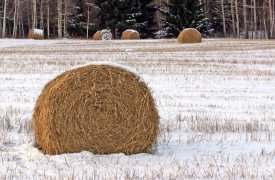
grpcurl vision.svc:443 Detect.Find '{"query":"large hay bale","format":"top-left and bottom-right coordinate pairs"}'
top-left (29, 29), bottom-right (44, 40)
top-left (121, 29), bottom-right (140, 40)
top-left (178, 28), bottom-right (202, 43)
top-left (33, 63), bottom-right (159, 155)
top-left (93, 29), bottom-right (112, 40)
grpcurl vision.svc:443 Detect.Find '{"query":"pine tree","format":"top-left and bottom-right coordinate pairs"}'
top-left (134, 0), bottom-right (158, 38)
top-left (95, 0), bottom-right (131, 38)
top-left (161, 0), bottom-right (211, 37)
top-left (95, 0), bottom-right (157, 38)
top-left (67, 0), bottom-right (86, 37)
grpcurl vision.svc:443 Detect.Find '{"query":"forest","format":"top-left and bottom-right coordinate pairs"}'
top-left (0, 0), bottom-right (274, 39)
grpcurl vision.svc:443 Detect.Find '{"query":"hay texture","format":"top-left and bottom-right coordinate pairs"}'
top-left (29, 29), bottom-right (44, 40)
top-left (33, 63), bottom-right (159, 155)
top-left (121, 29), bottom-right (140, 40)
top-left (178, 28), bottom-right (202, 43)
top-left (93, 29), bottom-right (112, 40)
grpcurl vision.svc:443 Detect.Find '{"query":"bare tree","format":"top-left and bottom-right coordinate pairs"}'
top-left (32, 0), bottom-right (37, 28)
top-left (13, 0), bottom-right (18, 38)
top-left (231, 0), bottom-right (236, 36)
top-left (27, 0), bottom-right (31, 30)
top-left (262, 1), bottom-right (268, 38)
top-left (221, 0), bottom-right (227, 36)
top-left (0, 18), bottom-right (2, 36)
top-left (253, 0), bottom-right (257, 38)
top-left (269, 0), bottom-right (274, 38)
top-left (40, 0), bottom-right (44, 29)
top-left (2, 0), bottom-right (7, 38)
top-left (19, 1), bottom-right (24, 38)
top-left (47, 0), bottom-right (50, 38)
top-left (243, 0), bottom-right (248, 38)
top-left (63, 0), bottom-right (68, 37)
top-left (57, 0), bottom-right (62, 38)
top-left (87, 5), bottom-right (90, 39)
top-left (235, 0), bottom-right (240, 38)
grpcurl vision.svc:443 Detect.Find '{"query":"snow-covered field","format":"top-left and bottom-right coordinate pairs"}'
top-left (0, 38), bottom-right (275, 179)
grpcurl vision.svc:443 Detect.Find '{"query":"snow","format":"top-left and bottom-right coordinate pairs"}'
top-left (74, 61), bottom-right (146, 83)
top-left (0, 38), bottom-right (274, 179)
top-left (0, 39), bottom-right (57, 48)
top-left (126, 29), bottom-right (138, 33)
top-left (33, 29), bottom-right (44, 36)
top-left (100, 29), bottom-right (112, 40)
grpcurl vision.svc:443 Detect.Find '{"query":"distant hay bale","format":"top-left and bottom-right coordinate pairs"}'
top-left (121, 29), bottom-right (140, 40)
top-left (33, 63), bottom-right (159, 155)
top-left (178, 28), bottom-right (202, 43)
top-left (29, 29), bottom-right (44, 40)
top-left (93, 29), bottom-right (112, 40)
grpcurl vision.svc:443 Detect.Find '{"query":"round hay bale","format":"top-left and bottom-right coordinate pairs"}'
top-left (29, 29), bottom-right (44, 40)
top-left (178, 28), bottom-right (202, 43)
top-left (33, 63), bottom-right (159, 155)
top-left (93, 29), bottom-right (112, 40)
top-left (121, 29), bottom-right (140, 40)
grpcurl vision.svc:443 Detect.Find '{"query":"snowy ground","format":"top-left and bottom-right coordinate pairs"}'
top-left (0, 38), bottom-right (275, 179)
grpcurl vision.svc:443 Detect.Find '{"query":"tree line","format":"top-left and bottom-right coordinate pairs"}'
top-left (203, 0), bottom-right (275, 39)
top-left (0, 0), bottom-right (274, 39)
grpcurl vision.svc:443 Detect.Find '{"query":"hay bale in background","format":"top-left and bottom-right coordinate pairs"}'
top-left (121, 29), bottom-right (140, 40)
top-left (29, 29), bottom-right (44, 40)
top-left (33, 63), bottom-right (159, 155)
top-left (178, 28), bottom-right (202, 43)
top-left (93, 29), bottom-right (112, 40)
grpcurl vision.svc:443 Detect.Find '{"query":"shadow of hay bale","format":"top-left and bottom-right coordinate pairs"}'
top-left (93, 29), bottom-right (113, 40)
top-left (121, 29), bottom-right (140, 40)
top-left (178, 28), bottom-right (202, 43)
top-left (29, 29), bottom-right (44, 40)
top-left (33, 63), bottom-right (159, 155)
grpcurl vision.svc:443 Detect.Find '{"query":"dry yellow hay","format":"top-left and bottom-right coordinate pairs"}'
top-left (33, 63), bottom-right (159, 155)
top-left (93, 29), bottom-right (112, 40)
top-left (121, 29), bottom-right (140, 40)
top-left (178, 28), bottom-right (202, 43)
top-left (28, 29), bottom-right (44, 40)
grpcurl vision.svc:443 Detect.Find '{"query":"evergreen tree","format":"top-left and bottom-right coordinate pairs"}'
top-left (134, 0), bottom-right (158, 38)
top-left (67, 0), bottom-right (87, 37)
top-left (95, 0), bottom-right (130, 38)
top-left (161, 0), bottom-right (211, 37)
top-left (95, 0), bottom-right (157, 38)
